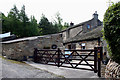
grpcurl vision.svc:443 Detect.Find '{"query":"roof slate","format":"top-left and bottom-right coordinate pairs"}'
top-left (64, 26), bottom-right (103, 43)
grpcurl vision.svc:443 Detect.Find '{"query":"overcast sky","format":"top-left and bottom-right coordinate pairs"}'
top-left (0, 0), bottom-right (119, 24)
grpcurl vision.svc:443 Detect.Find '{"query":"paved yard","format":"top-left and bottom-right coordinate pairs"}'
top-left (1, 58), bottom-right (62, 78)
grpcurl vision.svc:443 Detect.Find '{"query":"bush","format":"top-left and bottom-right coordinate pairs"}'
top-left (103, 2), bottom-right (120, 64)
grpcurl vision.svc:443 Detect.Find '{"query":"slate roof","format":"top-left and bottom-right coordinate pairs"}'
top-left (60, 18), bottom-right (102, 33)
top-left (64, 26), bottom-right (103, 43)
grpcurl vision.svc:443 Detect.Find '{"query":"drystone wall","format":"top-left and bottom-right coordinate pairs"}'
top-left (2, 34), bottom-right (63, 61)
top-left (105, 59), bottom-right (120, 79)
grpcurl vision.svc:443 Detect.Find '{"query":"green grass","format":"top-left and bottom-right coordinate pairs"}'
top-left (0, 56), bottom-right (26, 64)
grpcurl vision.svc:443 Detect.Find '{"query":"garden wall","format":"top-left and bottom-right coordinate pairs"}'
top-left (2, 33), bottom-right (63, 61)
top-left (105, 59), bottom-right (120, 79)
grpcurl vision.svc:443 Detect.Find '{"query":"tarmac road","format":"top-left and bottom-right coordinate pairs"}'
top-left (1, 57), bottom-right (62, 78)
top-left (25, 61), bottom-right (98, 78)
top-left (0, 57), bottom-right (98, 78)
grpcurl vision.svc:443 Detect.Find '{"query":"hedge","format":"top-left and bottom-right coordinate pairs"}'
top-left (103, 2), bottom-right (120, 64)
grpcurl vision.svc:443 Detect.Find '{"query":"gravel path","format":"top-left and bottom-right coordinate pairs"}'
top-left (1, 58), bottom-right (62, 78)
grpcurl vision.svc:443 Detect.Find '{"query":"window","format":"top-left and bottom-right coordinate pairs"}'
top-left (87, 24), bottom-right (90, 29)
top-left (68, 45), bottom-right (71, 49)
top-left (71, 44), bottom-right (76, 49)
top-left (81, 43), bottom-right (85, 49)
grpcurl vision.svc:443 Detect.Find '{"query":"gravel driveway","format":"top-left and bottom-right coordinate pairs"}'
top-left (1, 57), bottom-right (62, 78)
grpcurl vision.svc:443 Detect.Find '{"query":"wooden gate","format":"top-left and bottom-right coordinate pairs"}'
top-left (33, 47), bottom-right (103, 77)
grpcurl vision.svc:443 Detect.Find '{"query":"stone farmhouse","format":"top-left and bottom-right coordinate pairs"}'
top-left (60, 11), bottom-right (107, 54)
top-left (2, 11), bottom-right (108, 61)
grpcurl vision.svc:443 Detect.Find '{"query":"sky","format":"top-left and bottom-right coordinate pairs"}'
top-left (0, 0), bottom-right (119, 24)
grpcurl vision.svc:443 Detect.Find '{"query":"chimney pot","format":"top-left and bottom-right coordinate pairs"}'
top-left (70, 22), bottom-right (74, 26)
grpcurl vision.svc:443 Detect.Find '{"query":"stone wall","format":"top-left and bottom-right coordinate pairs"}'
top-left (62, 26), bottom-right (82, 40)
top-left (82, 18), bottom-right (102, 33)
top-left (101, 63), bottom-right (106, 78)
top-left (69, 26), bottom-right (82, 38)
top-left (105, 59), bottom-right (120, 79)
top-left (2, 33), bottom-right (63, 61)
top-left (62, 31), bottom-right (67, 41)
top-left (75, 40), bottom-right (99, 49)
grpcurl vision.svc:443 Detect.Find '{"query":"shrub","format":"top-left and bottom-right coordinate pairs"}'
top-left (103, 2), bottom-right (120, 64)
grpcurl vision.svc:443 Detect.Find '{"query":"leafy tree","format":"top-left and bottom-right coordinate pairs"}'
top-left (0, 12), bottom-right (2, 34)
top-left (53, 12), bottom-right (63, 32)
top-left (19, 5), bottom-right (29, 25)
top-left (53, 12), bottom-right (69, 31)
top-left (2, 13), bottom-right (7, 33)
top-left (38, 13), bottom-right (69, 35)
top-left (28, 16), bottom-right (39, 36)
top-left (18, 5), bottom-right (30, 37)
top-left (8, 5), bottom-right (19, 19)
top-left (39, 14), bottom-right (57, 35)
top-left (62, 22), bottom-right (69, 30)
top-left (2, 5), bottom-right (69, 37)
top-left (2, 5), bottom-right (40, 38)
top-left (103, 2), bottom-right (120, 64)
top-left (3, 5), bottom-right (20, 36)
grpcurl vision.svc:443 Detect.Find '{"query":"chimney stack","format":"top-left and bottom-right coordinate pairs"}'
top-left (70, 22), bottom-right (74, 26)
top-left (93, 11), bottom-right (98, 20)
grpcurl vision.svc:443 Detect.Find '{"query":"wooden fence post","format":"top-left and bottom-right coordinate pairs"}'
top-left (100, 47), bottom-right (103, 61)
top-left (33, 48), bottom-right (38, 63)
top-left (57, 48), bottom-right (60, 67)
top-left (98, 58), bottom-right (101, 77)
top-left (97, 47), bottom-right (103, 77)
top-left (94, 47), bottom-right (97, 73)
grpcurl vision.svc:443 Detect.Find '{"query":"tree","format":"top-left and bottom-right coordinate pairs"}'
top-left (103, 2), bottom-right (120, 64)
top-left (18, 5), bottom-right (30, 37)
top-left (2, 13), bottom-right (7, 33)
top-left (53, 12), bottom-right (69, 31)
top-left (2, 5), bottom-right (69, 37)
top-left (28, 16), bottom-right (39, 36)
top-left (53, 12), bottom-right (63, 32)
top-left (2, 5), bottom-right (40, 38)
top-left (3, 5), bottom-right (20, 36)
top-left (39, 14), bottom-right (57, 35)
top-left (19, 5), bottom-right (29, 25)
top-left (0, 12), bottom-right (2, 34)
top-left (62, 22), bottom-right (69, 30)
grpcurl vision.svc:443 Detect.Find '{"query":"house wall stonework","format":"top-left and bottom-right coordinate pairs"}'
top-left (62, 31), bottom-right (67, 41)
top-left (62, 19), bottom-right (102, 43)
top-left (86, 40), bottom-right (98, 49)
top-left (69, 26), bottom-right (82, 38)
top-left (62, 12), bottom-right (102, 43)
top-left (2, 34), bottom-right (63, 61)
top-left (75, 40), bottom-right (99, 50)
top-left (82, 19), bottom-right (102, 33)
top-left (62, 26), bottom-right (82, 41)
top-left (82, 20), bottom-right (95, 33)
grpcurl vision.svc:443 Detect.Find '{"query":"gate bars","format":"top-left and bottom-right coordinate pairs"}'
top-left (33, 47), bottom-right (103, 77)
